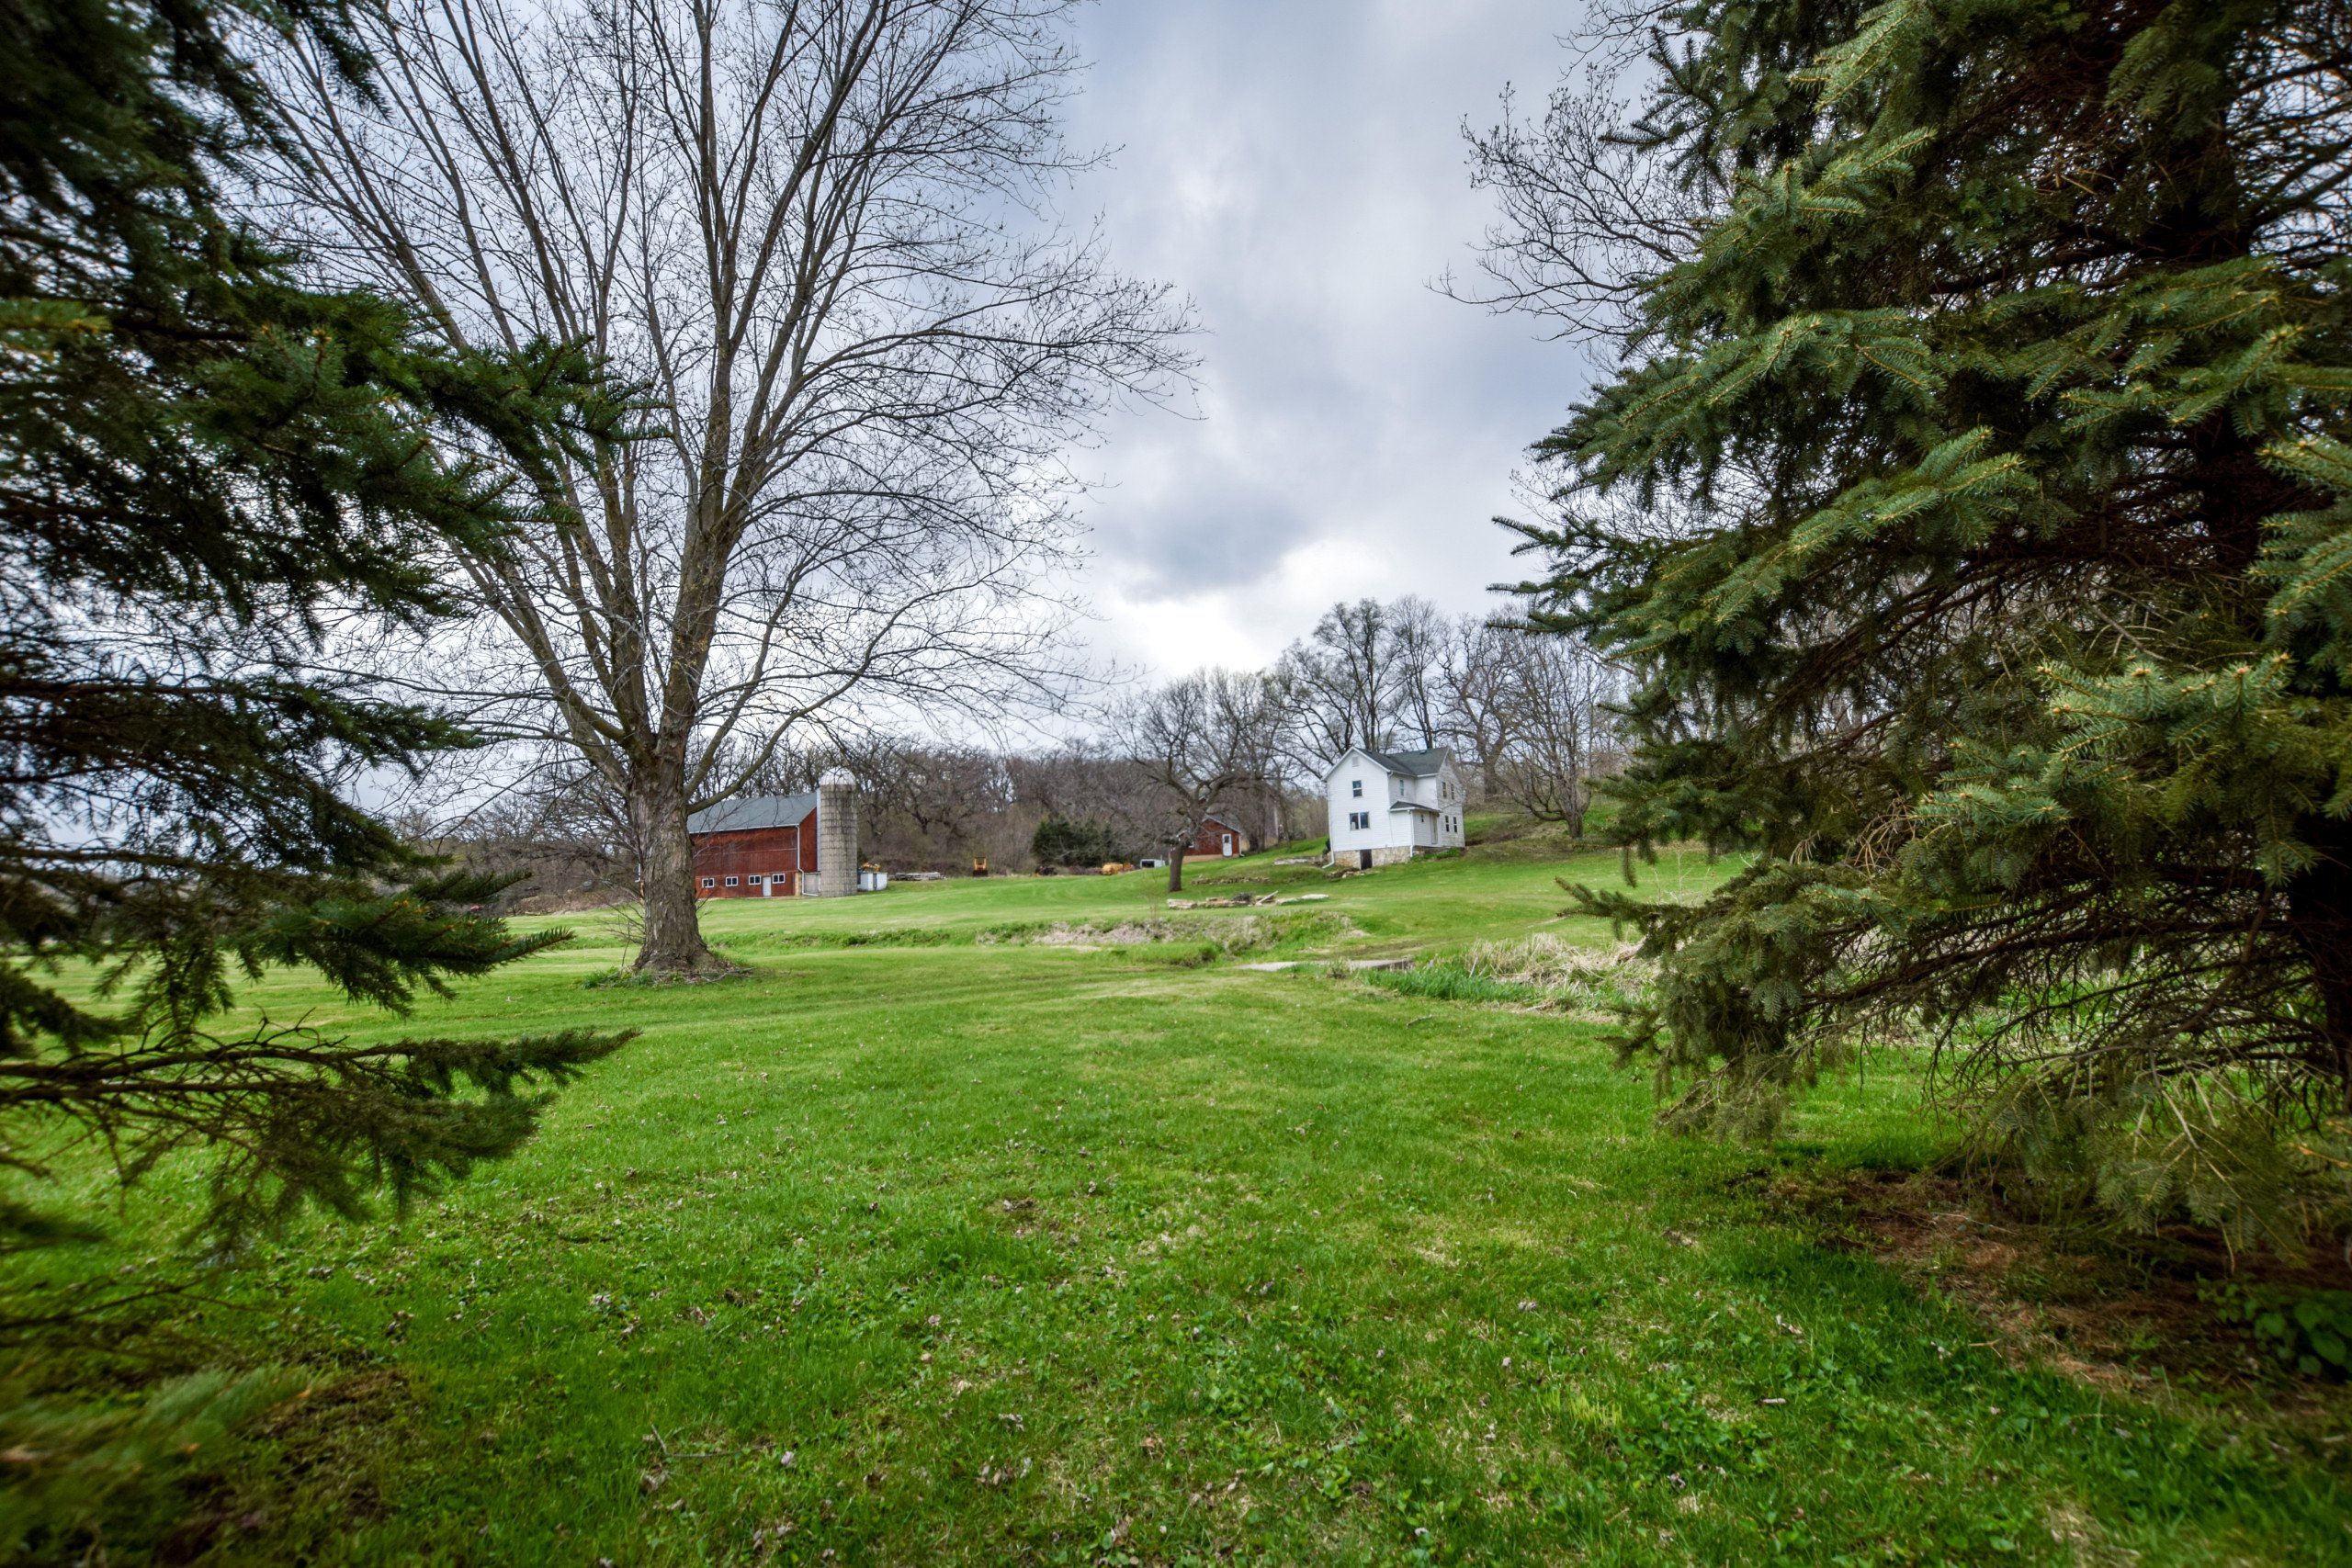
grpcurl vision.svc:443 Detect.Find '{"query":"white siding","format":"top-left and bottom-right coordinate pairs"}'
top-left (1324, 748), bottom-right (1468, 856)
top-left (1326, 755), bottom-right (1391, 853)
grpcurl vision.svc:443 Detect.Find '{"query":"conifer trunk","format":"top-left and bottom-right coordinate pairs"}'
top-left (2289, 825), bottom-right (2352, 1115)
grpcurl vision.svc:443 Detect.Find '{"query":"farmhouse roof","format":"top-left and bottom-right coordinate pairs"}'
top-left (1346, 747), bottom-right (1450, 779)
top-left (687, 792), bottom-right (818, 835)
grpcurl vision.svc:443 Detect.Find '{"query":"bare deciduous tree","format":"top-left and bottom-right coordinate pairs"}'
top-left (1121, 670), bottom-right (1283, 893)
top-left (1272, 599), bottom-right (1408, 770)
top-left (831, 741), bottom-right (1016, 867)
top-left (1487, 630), bottom-right (1620, 832)
top-left (426, 761), bottom-right (638, 910)
top-left (1385, 596), bottom-right (1447, 751)
top-left (1444, 6), bottom-right (1707, 349)
top-left (1272, 596), bottom-right (1460, 775)
top-left (1435, 615), bottom-right (1521, 797)
top-left (275, 0), bottom-right (1188, 972)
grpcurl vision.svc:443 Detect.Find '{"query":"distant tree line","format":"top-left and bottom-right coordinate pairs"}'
top-left (432, 596), bottom-right (1624, 900)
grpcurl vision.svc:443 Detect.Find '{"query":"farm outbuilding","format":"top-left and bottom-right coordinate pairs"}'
top-left (687, 771), bottom-right (861, 897)
top-left (1187, 811), bottom-right (1257, 860)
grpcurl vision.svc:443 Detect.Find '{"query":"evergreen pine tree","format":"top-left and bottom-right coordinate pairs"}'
top-left (1493, 0), bottom-right (2352, 1245)
top-left (1032, 815), bottom-right (1124, 869)
top-left (0, 0), bottom-right (636, 1258)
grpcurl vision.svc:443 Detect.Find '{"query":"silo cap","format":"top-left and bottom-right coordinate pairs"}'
top-left (819, 768), bottom-right (856, 787)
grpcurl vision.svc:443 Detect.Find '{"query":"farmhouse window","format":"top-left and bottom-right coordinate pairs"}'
top-left (1347, 811), bottom-right (1370, 830)
top-left (1351, 779), bottom-right (1363, 798)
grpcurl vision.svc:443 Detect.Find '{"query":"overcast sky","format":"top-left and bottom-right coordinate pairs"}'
top-left (1056, 0), bottom-right (1594, 678)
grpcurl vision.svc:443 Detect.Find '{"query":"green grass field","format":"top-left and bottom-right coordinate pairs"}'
top-left (14, 839), bottom-right (2350, 1564)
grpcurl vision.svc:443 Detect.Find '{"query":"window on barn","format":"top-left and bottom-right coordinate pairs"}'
top-left (701, 877), bottom-right (715, 888)
top-left (725, 875), bottom-right (739, 886)
top-left (747, 874), bottom-right (763, 886)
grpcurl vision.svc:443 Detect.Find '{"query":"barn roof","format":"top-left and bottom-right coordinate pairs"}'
top-left (687, 792), bottom-right (818, 835)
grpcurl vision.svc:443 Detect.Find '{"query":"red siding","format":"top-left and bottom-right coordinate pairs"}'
top-left (691, 814), bottom-right (815, 897)
top-left (1188, 818), bottom-right (1250, 858)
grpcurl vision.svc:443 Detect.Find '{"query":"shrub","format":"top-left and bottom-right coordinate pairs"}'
top-left (2210, 1283), bottom-right (2352, 1380)
top-left (1031, 816), bottom-right (1127, 868)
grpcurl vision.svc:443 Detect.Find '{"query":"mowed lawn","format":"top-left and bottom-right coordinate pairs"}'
top-left (32, 843), bottom-right (2352, 1564)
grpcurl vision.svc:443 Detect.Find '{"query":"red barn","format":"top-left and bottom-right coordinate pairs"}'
top-left (1188, 811), bottom-right (1256, 860)
top-left (687, 792), bottom-right (819, 897)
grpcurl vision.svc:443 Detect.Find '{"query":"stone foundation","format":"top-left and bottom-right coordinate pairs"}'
top-left (1326, 843), bottom-right (1423, 870)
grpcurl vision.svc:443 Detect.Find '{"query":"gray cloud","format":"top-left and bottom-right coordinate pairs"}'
top-left (1088, 466), bottom-right (1317, 600)
top-left (1057, 0), bottom-right (1593, 671)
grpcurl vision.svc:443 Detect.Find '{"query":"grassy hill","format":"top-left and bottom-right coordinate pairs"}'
top-left (12, 837), bottom-right (2347, 1563)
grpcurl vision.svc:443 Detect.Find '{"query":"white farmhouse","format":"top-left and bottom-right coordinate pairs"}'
top-left (1325, 747), bottom-right (1467, 868)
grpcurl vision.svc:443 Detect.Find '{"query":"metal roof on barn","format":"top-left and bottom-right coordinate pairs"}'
top-left (687, 792), bottom-right (818, 835)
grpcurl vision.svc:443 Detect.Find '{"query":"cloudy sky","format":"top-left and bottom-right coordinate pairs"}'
top-left (1055, 0), bottom-right (1596, 677)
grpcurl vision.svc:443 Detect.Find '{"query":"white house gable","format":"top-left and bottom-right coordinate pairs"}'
top-left (1324, 746), bottom-right (1466, 868)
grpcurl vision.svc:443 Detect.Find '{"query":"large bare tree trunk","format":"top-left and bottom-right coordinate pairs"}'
top-left (629, 765), bottom-right (711, 973)
top-left (1167, 847), bottom-right (1186, 894)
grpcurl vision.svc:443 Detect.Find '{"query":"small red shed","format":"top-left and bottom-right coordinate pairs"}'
top-left (687, 792), bottom-right (819, 897)
top-left (1188, 811), bottom-right (1255, 860)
